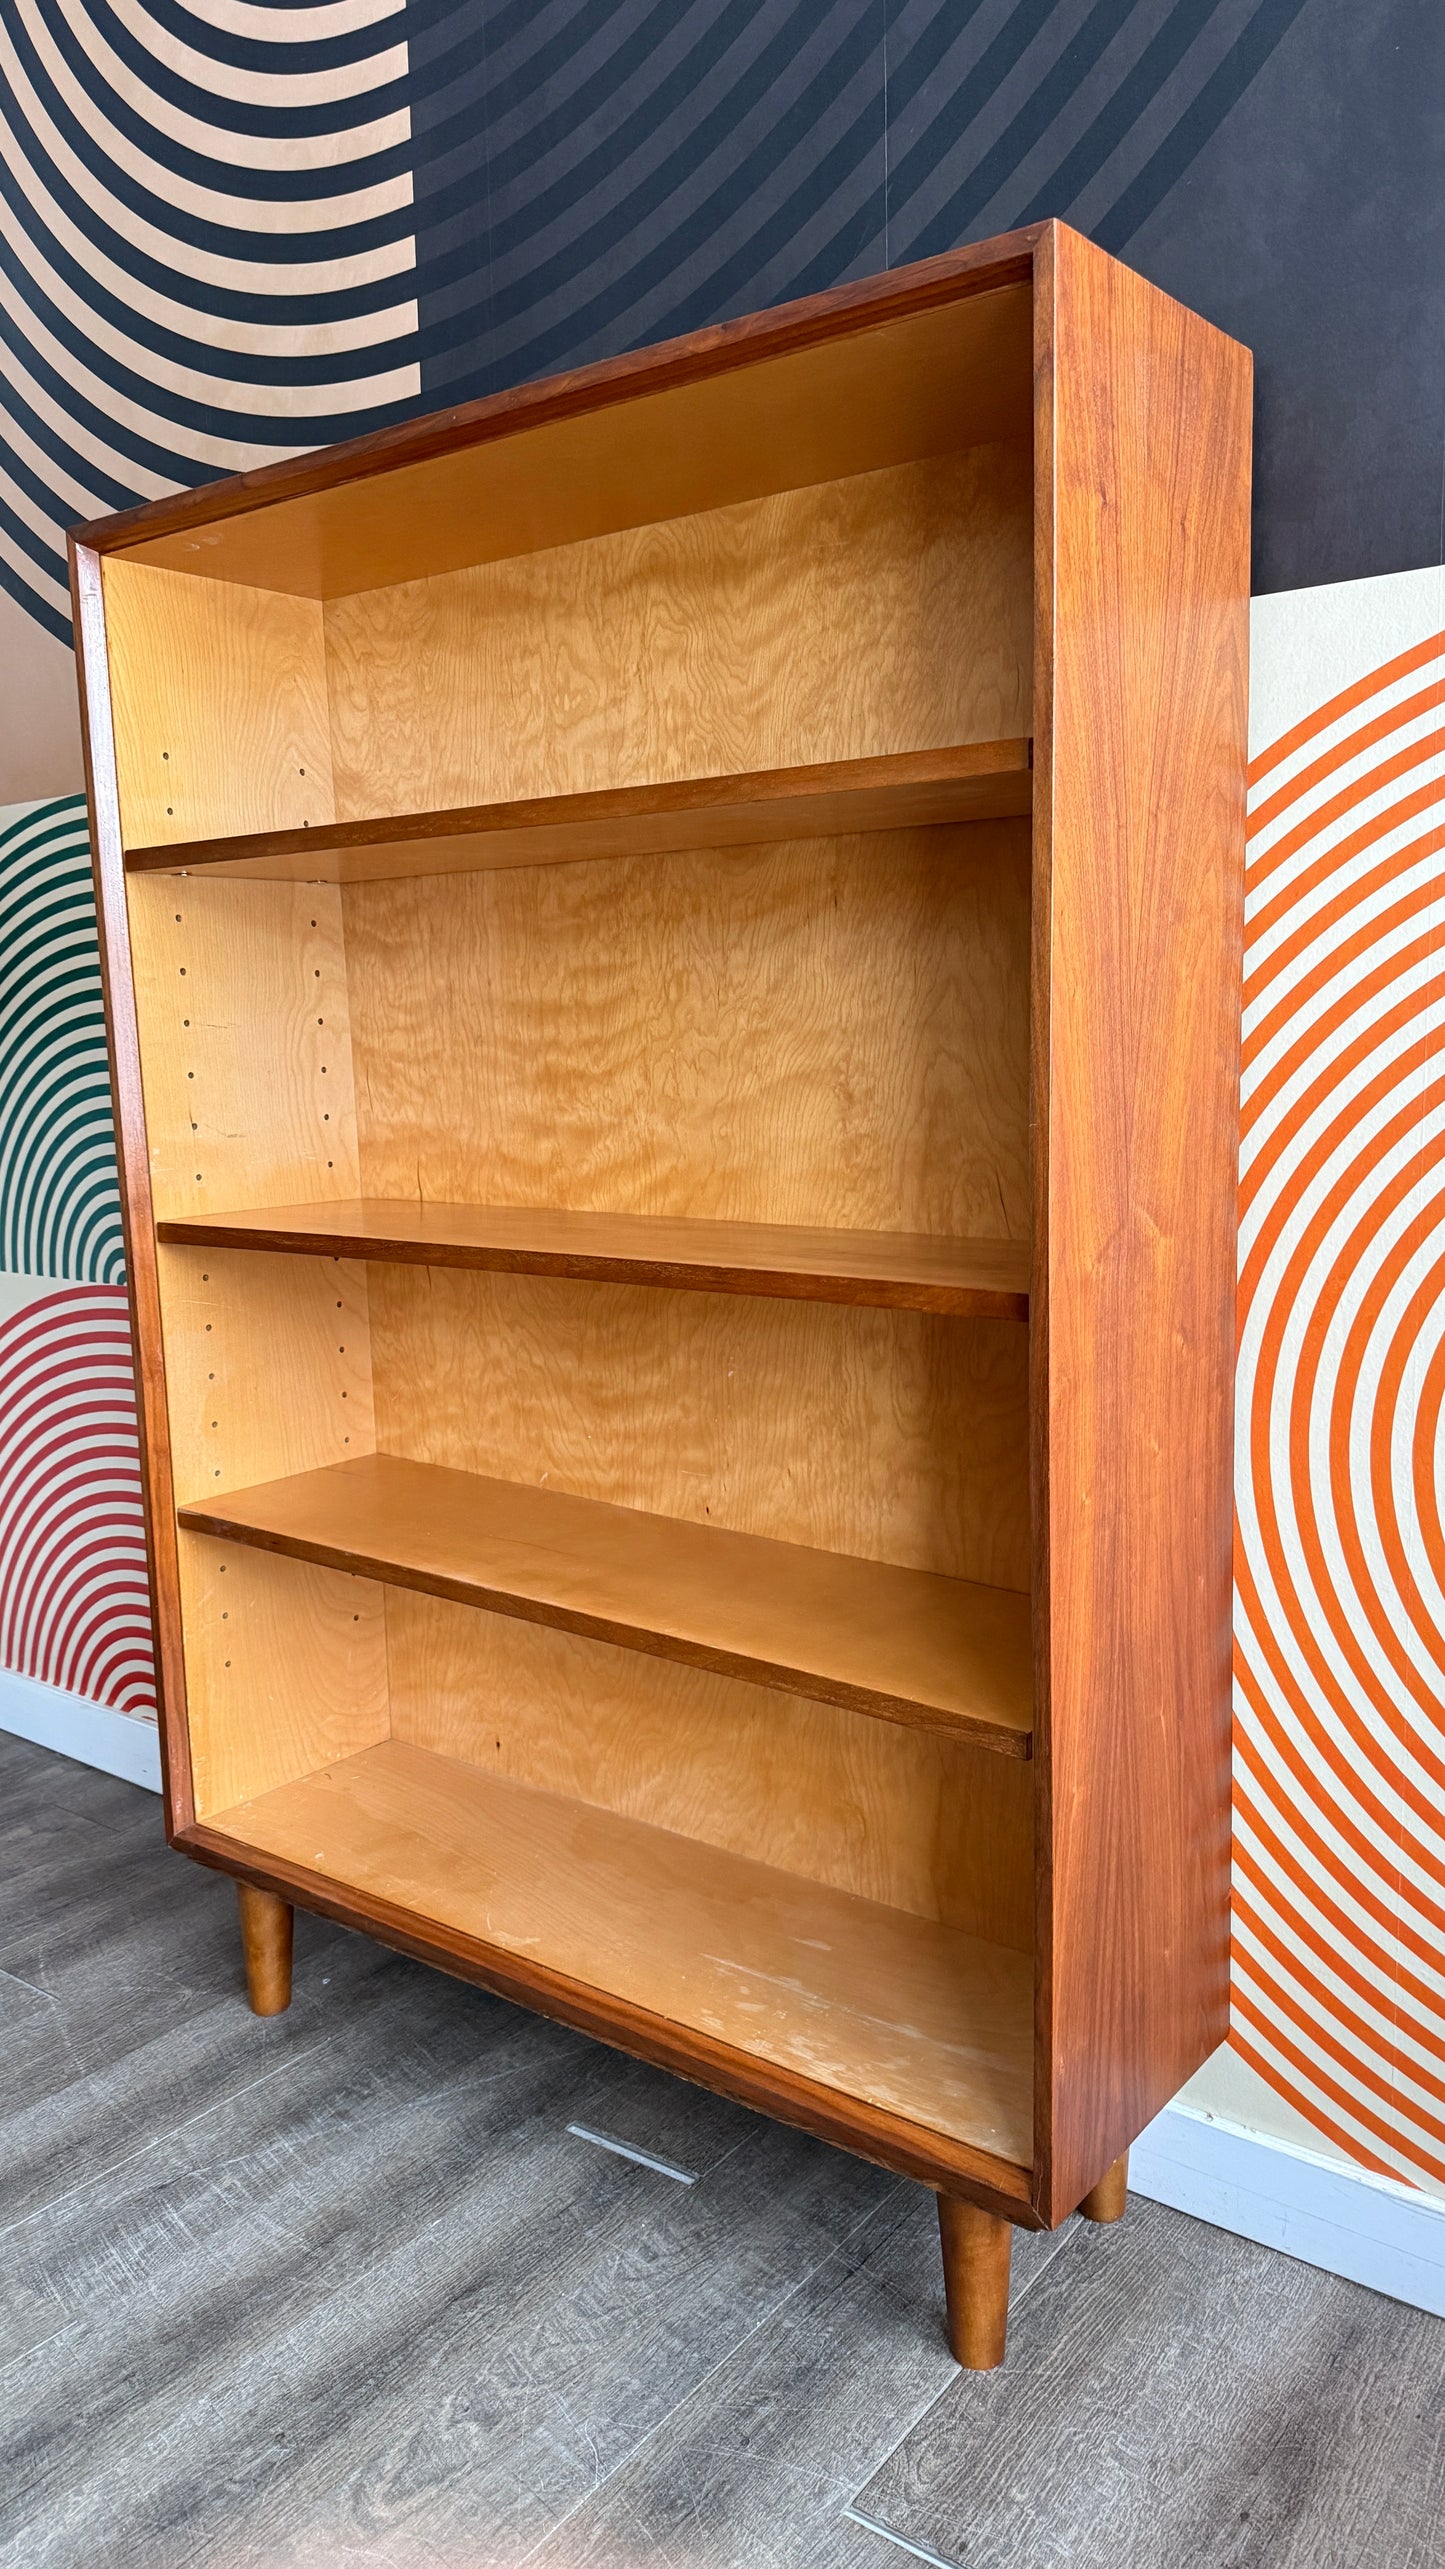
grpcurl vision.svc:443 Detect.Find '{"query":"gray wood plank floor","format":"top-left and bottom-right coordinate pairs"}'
top-left (1, 1731), bottom-right (1439, 2568)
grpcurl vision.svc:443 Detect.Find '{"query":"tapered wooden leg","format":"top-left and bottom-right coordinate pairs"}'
top-left (1078, 2150), bottom-right (1129, 2223)
top-left (937, 2194), bottom-right (1013, 2371)
top-left (237, 1881), bottom-right (293, 2015)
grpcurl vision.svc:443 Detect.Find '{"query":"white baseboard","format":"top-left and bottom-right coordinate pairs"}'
top-left (1132, 2100), bottom-right (1445, 2318)
top-left (0, 1669), bottom-right (162, 1792)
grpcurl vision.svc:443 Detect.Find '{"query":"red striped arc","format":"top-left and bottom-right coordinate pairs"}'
top-left (0, 1286), bottom-right (156, 1718)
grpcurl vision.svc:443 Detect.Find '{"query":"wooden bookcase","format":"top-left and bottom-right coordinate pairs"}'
top-left (74, 221), bottom-right (1250, 2369)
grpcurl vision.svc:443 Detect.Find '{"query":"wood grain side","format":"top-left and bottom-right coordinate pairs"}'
top-left (126, 873), bottom-right (361, 1222)
top-left (101, 561), bottom-right (335, 848)
top-left (1030, 224), bottom-right (1249, 2222)
top-left (178, 1534), bottom-right (389, 1816)
top-left (156, 1245), bottom-right (375, 1509)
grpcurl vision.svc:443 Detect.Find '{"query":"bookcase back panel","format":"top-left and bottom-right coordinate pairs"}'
top-left (345, 823), bottom-right (1032, 1241)
top-left (103, 560), bottom-right (335, 849)
top-left (384, 1585), bottom-right (1034, 1950)
top-left (365, 1264), bottom-right (1031, 1591)
top-left (179, 1534), bottom-right (389, 1816)
top-left (322, 445), bottom-right (1032, 818)
top-left (128, 874), bottom-right (361, 1222)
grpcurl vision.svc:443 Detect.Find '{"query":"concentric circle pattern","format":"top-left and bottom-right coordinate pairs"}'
top-left (1235, 628), bottom-right (1445, 2189)
top-left (0, 0), bottom-right (420, 642)
top-left (0, 795), bottom-right (124, 1282)
top-left (1, 0), bottom-right (1320, 642)
top-left (0, 1284), bottom-right (155, 1715)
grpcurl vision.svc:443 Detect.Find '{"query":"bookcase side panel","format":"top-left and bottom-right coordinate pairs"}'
top-left (123, 857), bottom-right (388, 1817)
top-left (179, 1536), bottom-right (389, 1817)
top-left (101, 560), bottom-right (335, 849)
top-left (73, 541), bottom-right (194, 1827)
top-left (126, 873), bottom-right (362, 1223)
top-left (1033, 227), bottom-right (1251, 2222)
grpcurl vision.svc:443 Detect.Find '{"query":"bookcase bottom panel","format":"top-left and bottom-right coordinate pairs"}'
top-left (205, 1735), bottom-right (1034, 2170)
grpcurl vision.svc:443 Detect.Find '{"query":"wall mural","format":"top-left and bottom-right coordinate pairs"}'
top-left (0, 1278), bottom-right (154, 1718)
top-left (1, 0), bottom-right (1443, 2190)
top-left (0, 0), bottom-right (419, 646)
top-left (0, 794), bottom-right (153, 1720)
top-left (1234, 572), bottom-right (1445, 2193)
top-left (0, 796), bottom-right (123, 1281)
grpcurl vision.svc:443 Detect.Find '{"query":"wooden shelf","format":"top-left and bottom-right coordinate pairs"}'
top-left (178, 1452), bottom-right (1034, 1753)
top-left (205, 1737), bottom-right (1035, 2167)
top-left (158, 1199), bottom-right (1031, 1320)
top-left (123, 740), bottom-right (1032, 882)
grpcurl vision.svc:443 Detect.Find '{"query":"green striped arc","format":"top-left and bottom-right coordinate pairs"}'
top-left (0, 795), bottom-right (125, 1286)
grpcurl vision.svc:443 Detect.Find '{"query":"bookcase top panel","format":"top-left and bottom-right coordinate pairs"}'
top-left (92, 272), bottom-right (1033, 603)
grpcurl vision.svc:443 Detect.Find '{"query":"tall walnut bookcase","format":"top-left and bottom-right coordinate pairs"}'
top-left (75, 222), bottom-right (1250, 2370)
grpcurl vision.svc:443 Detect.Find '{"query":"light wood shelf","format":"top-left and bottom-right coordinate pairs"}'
top-left (158, 1198), bottom-right (1031, 1319)
top-left (122, 740), bottom-right (1032, 882)
top-left (206, 1736), bottom-right (1035, 2168)
top-left (178, 1452), bottom-right (1035, 1752)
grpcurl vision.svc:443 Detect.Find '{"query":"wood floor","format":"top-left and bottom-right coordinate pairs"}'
top-left (2, 1730), bottom-right (1441, 2569)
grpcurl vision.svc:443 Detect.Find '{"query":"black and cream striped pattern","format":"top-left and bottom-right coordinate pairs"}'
top-left (0, 0), bottom-right (419, 641)
top-left (406, 0), bottom-right (1314, 399)
top-left (0, 0), bottom-right (1338, 643)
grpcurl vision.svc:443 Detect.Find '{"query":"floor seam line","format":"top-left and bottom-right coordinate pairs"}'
top-left (843, 2504), bottom-right (963, 2568)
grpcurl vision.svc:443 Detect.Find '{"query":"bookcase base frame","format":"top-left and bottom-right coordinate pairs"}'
top-left (188, 1833), bottom-right (1041, 2225)
top-left (220, 1860), bottom-right (1133, 2370)
top-left (212, 1849), bottom-right (1087, 2370)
